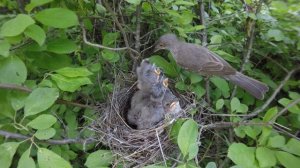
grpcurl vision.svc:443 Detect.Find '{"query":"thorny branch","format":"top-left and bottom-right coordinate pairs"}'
top-left (0, 83), bottom-right (95, 109)
top-left (0, 130), bottom-right (95, 145)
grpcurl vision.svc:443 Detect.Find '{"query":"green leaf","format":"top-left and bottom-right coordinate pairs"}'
top-left (35, 8), bottom-right (79, 28)
top-left (256, 147), bottom-right (276, 167)
top-left (24, 88), bottom-right (59, 117)
top-left (38, 148), bottom-right (72, 168)
top-left (205, 162), bottom-right (217, 168)
top-left (102, 32), bottom-right (119, 46)
top-left (27, 114), bottom-right (57, 130)
top-left (47, 39), bottom-right (77, 54)
top-left (17, 148), bottom-right (36, 168)
top-left (227, 143), bottom-right (256, 168)
top-left (177, 119), bottom-right (199, 159)
top-left (25, 0), bottom-right (53, 12)
top-left (0, 14), bottom-right (35, 37)
top-left (276, 151), bottom-right (300, 168)
top-left (175, 81), bottom-right (187, 91)
top-left (192, 85), bottom-right (205, 98)
top-left (267, 29), bottom-right (284, 41)
top-left (244, 126), bottom-right (260, 139)
top-left (84, 150), bottom-right (114, 168)
top-left (210, 77), bottom-right (229, 97)
top-left (278, 98), bottom-right (300, 114)
top-left (51, 74), bottom-right (92, 92)
top-left (283, 138), bottom-right (300, 157)
top-left (125, 0), bottom-right (141, 5)
top-left (29, 52), bottom-right (72, 71)
top-left (289, 92), bottom-right (300, 100)
top-left (267, 135), bottom-right (286, 148)
top-left (101, 50), bottom-right (120, 63)
top-left (189, 73), bottom-right (203, 84)
top-left (210, 34), bottom-right (222, 44)
top-left (149, 55), bottom-right (178, 77)
top-left (231, 97), bottom-right (240, 112)
top-left (216, 99), bottom-right (224, 110)
top-left (0, 142), bottom-right (20, 168)
top-left (35, 128), bottom-right (56, 140)
top-left (258, 127), bottom-right (272, 145)
top-left (0, 56), bottom-right (27, 84)
top-left (55, 67), bottom-right (93, 77)
top-left (0, 40), bottom-right (11, 57)
top-left (24, 24), bottom-right (46, 46)
top-left (263, 107), bottom-right (278, 122)
top-left (9, 91), bottom-right (28, 111)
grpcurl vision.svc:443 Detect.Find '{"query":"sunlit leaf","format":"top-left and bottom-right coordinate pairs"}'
top-left (38, 148), bottom-right (72, 168)
top-left (0, 14), bottom-right (35, 37)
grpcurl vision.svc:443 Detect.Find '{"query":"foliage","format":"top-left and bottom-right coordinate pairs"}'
top-left (0, 0), bottom-right (299, 167)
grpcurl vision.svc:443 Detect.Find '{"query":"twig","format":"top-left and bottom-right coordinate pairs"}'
top-left (199, 0), bottom-right (211, 105)
top-left (103, 0), bottom-right (139, 61)
top-left (134, 3), bottom-right (142, 70)
top-left (202, 121), bottom-right (271, 130)
top-left (0, 83), bottom-right (95, 109)
top-left (271, 98), bottom-right (300, 122)
top-left (156, 129), bottom-right (167, 167)
top-left (231, 0), bottom-right (262, 99)
top-left (81, 23), bottom-right (128, 51)
top-left (243, 67), bottom-right (300, 120)
top-left (0, 130), bottom-right (95, 145)
top-left (0, 83), bottom-right (32, 93)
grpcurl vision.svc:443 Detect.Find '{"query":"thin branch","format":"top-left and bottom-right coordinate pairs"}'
top-left (0, 83), bottom-right (95, 109)
top-left (0, 83), bottom-right (32, 93)
top-left (199, 0), bottom-right (211, 105)
top-left (0, 130), bottom-right (95, 145)
top-left (243, 66), bottom-right (300, 120)
top-left (133, 3), bottom-right (142, 70)
top-left (271, 98), bottom-right (300, 122)
top-left (81, 23), bottom-right (128, 51)
top-left (231, 0), bottom-right (262, 98)
top-left (102, 0), bottom-right (139, 60)
top-left (202, 121), bottom-right (271, 130)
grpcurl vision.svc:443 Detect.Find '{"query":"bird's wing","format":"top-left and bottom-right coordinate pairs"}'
top-left (176, 44), bottom-right (236, 75)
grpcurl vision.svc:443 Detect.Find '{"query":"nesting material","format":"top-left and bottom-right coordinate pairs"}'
top-left (91, 85), bottom-right (187, 166)
top-left (90, 61), bottom-right (192, 166)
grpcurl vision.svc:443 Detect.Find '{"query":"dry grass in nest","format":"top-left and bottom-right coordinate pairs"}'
top-left (90, 77), bottom-right (193, 167)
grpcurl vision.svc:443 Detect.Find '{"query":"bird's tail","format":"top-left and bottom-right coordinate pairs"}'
top-left (225, 72), bottom-right (269, 99)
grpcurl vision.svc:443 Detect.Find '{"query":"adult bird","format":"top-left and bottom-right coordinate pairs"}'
top-left (154, 34), bottom-right (269, 99)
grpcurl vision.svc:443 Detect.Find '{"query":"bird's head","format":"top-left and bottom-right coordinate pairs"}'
top-left (154, 34), bottom-right (178, 52)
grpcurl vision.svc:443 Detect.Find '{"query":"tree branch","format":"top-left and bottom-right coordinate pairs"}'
top-left (0, 83), bottom-right (95, 109)
top-left (231, 0), bottom-right (262, 99)
top-left (243, 66), bottom-right (300, 120)
top-left (102, 0), bottom-right (139, 62)
top-left (199, 0), bottom-right (211, 105)
top-left (0, 130), bottom-right (95, 145)
top-left (271, 98), bottom-right (300, 122)
top-left (81, 23), bottom-right (128, 51)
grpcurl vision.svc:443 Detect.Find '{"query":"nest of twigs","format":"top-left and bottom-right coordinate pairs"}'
top-left (90, 75), bottom-right (193, 167)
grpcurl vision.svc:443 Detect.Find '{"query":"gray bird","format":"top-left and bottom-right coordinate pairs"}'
top-left (163, 89), bottom-right (182, 115)
top-left (154, 34), bottom-right (269, 99)
top-left (136, 59), bottom-right (161, 93)
top-left (127, 75), bottom-right (169, 129)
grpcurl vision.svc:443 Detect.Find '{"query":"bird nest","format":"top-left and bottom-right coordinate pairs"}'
top-left (90, 76), bottom-right (192, 167)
